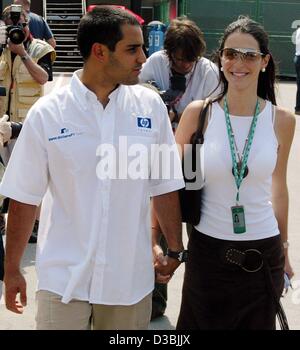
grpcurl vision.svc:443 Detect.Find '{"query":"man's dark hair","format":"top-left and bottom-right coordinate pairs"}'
top-left (77, 6), bottom-right (140, 60)
top-left (164, 17), bottom-right (206, 62)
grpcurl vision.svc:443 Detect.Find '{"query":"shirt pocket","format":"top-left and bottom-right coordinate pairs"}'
top-left (48, 129), bottom-right (97, 175)
top-left (18, 86), bottom-right (41, 98)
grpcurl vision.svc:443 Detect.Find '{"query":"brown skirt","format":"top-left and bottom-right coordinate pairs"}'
top-left (176, 229), bottom-right (285, 330)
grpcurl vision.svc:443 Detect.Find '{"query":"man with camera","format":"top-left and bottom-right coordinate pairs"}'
top-left (140, 17), bottom-right (220, 320)
top-left (0, 4), bottom-right (55, 242)
top-left (0, 4), bottom-right (55, 127)
top-left (13, 0), bottom-right (56, 48)
top-left (140, 17), bottom-right (219, 131)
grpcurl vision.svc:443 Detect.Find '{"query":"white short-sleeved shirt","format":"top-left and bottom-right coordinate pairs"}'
top-left (0, 70), bottom-right (184, 305)
top-left (139, 50), bottom-right (220, 114)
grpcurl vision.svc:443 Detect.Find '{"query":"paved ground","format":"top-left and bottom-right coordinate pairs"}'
top-left (0, 76), bottom-right (299, 330)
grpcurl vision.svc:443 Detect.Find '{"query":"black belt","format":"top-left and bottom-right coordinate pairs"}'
top-left (224, 246), bottom-right (289, 330)
top-left (225, 247), bottom-right (263, 273)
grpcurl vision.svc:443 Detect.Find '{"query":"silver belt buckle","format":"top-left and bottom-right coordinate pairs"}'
top-left (241, 249), bottom-right (264, 273)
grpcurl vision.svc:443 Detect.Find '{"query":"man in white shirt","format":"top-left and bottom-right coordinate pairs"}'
top-left (0, 6), bottom-right (184, 330)
top-left (140, 17), bottom-right (220, 319)
top-left (294, 26), bottom-right (300, 115)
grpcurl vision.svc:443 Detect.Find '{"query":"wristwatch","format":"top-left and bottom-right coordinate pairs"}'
top-left (20, 53), bottom-right (30, 61)
top-left (166, 248), bottom-right (188, 263)
top-left (283, 241), bottom-right (289, 249)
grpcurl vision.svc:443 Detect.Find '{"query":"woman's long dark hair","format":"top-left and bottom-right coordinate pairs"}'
top-left (213, 16), bottom-right (277, 105)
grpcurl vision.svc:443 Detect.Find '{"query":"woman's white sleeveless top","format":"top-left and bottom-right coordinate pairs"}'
top-left (196, 100), bottom-right (280, 240)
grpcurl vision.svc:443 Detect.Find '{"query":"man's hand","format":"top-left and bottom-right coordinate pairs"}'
top-left (4, 269), bottom-right (27, 314)
top-left (0, 115), bottom-right (12, 146)
top-left (3, 200), bottom-right (37, 314)
top-left (169, 109), bottom-right (176, 122)
top-left (7, 39), bottom-right (27, 56)
top-left (0, 21), bottom-right (7, 46)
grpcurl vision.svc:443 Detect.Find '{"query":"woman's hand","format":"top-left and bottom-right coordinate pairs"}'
top-left (284, 253), bottom-right (294, 279)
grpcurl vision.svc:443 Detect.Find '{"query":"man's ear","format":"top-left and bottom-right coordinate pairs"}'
top-left (91, 43), bottom-right (108, 62)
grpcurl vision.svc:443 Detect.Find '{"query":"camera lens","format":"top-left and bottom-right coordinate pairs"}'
top-left (7, 26), bottom-right (25, 45)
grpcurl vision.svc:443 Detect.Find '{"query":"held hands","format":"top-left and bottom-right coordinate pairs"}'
top-left (153, 243), bottom-right (181, 284)
top-left (0, 115), bottom-right (12, 146)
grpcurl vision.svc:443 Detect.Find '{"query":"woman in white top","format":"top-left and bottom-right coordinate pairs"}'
top-left (175, 16), bottom-right (295, 330)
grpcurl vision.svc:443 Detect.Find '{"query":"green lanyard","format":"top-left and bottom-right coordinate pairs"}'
top-left (224, 95), bottom-right (260, 204)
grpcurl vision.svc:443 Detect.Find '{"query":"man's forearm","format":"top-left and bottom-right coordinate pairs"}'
top-left (5, 200), bottom-right (37, 272)
top-left (22, 56), bottom-right (48, 85)
top-left (151, 203), bottom-right (162, 246)
top-left (152, 191), bottom-right (183, 251)
top-left (47, 37), bottom-right (56, 49)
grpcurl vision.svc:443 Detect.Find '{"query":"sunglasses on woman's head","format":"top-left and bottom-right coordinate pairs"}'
top-left (220, 48), bottom-right (265, 62)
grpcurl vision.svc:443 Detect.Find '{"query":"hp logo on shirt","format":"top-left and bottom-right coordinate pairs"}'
top-left (137, 117), bottom-right (151, 129)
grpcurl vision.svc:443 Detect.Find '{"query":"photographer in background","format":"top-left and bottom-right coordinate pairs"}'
top-left (140, 17), bottom-right (220, 320)
top-left (13, 0), bottom-right (56, 48)
top-left (140, 17), bottom-right (219, 130)
top-left (0, 4), bottom-right (55, 242)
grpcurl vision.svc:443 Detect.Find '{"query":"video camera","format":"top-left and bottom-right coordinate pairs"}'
top-left (146, 74), bottom-right (186, 110)
top-left (161, 74), bottom-right (186, 107)
top-left (4, 5), bottom-right (26, 45)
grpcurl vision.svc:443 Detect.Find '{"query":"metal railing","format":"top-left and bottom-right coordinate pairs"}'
top-left (43, 0), bottom-right (85, 18)
top-left (43, 0), bottom-right (47, 20)
top-left (82, 0), bottom-right (86, 15)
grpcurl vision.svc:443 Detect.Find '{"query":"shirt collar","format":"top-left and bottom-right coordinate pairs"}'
top-left (71, 69), bottom-right (94, 111)
top-left (71, 69), bottom-right (122, 110)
